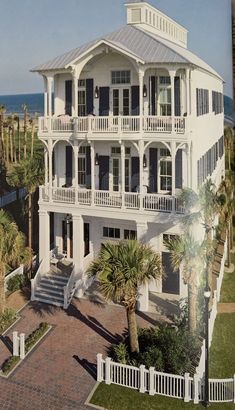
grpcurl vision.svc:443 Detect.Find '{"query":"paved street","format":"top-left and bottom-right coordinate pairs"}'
top-left (0, 298), bottom-right (162, 409)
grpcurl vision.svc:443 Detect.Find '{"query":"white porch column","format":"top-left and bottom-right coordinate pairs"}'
top-left (138, 140), bottom-right (144, 210)
top-left (48, 139), bottom-right (53, 201)
top-left (47, 75), bottom-right (54, 118)
top-left (39, 210), bottom-right (50, 272)
top-left (121, 142), bottom-right (125, 208)
top-left (43, 76), bottom-right (48, 117)
top-left (171, 141), bottom-right (176, 197)
top-left (169, 70), bottom-right (176, 133)
top-left (90, 141), bottom-right (95, 205)
top-left (72, 214), bottom-right (84, 296)
top-left (74, 143), bottom-right (78, 203)
top-left (138, 68), bottom-right (144, 131)
top-left (44, 148), bottom-right (48, 185)
top-left (186, 68), bottom-right (190, 116)
top-left (136, 221), bottom-right (149, 312)
top-left (72, 71), bottom-right (78, 117)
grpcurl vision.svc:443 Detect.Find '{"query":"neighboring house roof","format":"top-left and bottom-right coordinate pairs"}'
top-left (31, 25), bottom-right (222, 80)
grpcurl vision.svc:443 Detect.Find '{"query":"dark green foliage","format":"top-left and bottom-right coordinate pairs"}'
top-left (110, 325), bottom-right (200, 375)
top-left (25, 322), bottom-right (49, 353)
top-left (0, 308), bottom-right (17, 333)
top-left (7, 274), bottom-right (26, 292)
top-left (2, 355), bottom-right (20, 374)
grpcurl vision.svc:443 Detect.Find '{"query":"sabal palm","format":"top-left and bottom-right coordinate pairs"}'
top-left (87, 240), bottom-right (162, 353)
top-left (224, 127), bottom-right (233, 171)
top-left (164, 234), bottom-right (204, 333)
top-left (218, 178), bottom-right (234, 266)
top-left (7, 155), bottom-right (44, 276)
top-left (0, 209), bottom-right (31, 313)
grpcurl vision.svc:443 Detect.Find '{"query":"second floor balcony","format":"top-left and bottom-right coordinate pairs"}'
top-left (38, 115), bottom-right (186, 139)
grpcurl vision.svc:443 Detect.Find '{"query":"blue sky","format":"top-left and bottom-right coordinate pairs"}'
top-left (0, 0), bottom-right (232, 96)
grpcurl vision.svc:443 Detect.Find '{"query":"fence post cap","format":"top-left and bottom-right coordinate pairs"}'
top-left (97, 353), bottom-right (103, 359)
top-left (149, 366), bottom-right (155, 372)
top-left (140, 364), bottom-right (145, 370)
top-left (184, 372), bottom-right (190, 377)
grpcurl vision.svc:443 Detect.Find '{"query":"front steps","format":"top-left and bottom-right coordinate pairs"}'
top-left (33, 271), bottom-right (69, 307)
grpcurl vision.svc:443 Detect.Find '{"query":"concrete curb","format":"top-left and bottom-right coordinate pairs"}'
top-left (85, 382), bottom-right (107, 410)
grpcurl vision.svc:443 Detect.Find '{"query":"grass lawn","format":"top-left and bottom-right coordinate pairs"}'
top-left (220, 253), bottom-right (235, 303)
top-left (209, 313), bottom-right (235, 378)
top-left (90, 382), bottom-right (235, 410)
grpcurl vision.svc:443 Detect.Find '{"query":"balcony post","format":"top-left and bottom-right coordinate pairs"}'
top-left (72, 214), bottom-right (84, 297)
top-left (39, 209), bottom-right (50, 272)
top-left (90, 142), bottom-right (95, 206)
top-left (138, 140), bottom-right (144, 210)
top-left (171, 141), bottom-right (176, 197)
top-left (74, 143), bottom-right (78, 204)
top-left (121, 142), bottom-right (125, 208)
top-left (43, 75), bottom-right (48, 117)
top-left (138, 68), bottom-right (144, 132)
top-left (186, 68), bottom-right (190, 117)
top-left (169, 70), bottom-right (176, 133)
top-left (47, 75), bottom-right (54, 118)
top-left (72, 70), bottom-right (78, 118)
top-left (44, 148), bottom-right (48, 186)
top-left (48, 139), bottom-right (53, 202)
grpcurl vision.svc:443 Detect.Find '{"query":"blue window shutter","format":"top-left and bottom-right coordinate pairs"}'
top-left (86, 79), bottom-right (94, 115)
top-left (149, 148), bottom-right (158, 193)
top-left (174, 76), bottom-right (181, 116)
top-left (66, 145), bottom-right (73, 186)
top-left (99, 87), bottom-right (110, 116)
top-left (131, 86), bottom-right (139, 115)
top-left (86, 146), bottom-right (91, 188)
top-left (99, 156), bottom-right (109, 190)
top-left (175, 149), bottom-right (182, 189)
top-left (131, 157), bottom-right (140, 192)
top-left (65, 80), bottom-right (72, 116)
top-left (150, 76), bottom-right (156, 115)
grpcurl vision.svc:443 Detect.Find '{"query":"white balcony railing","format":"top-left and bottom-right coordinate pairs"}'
top-left (40, 186), bottom-right (184, 214)
top-left (38, 115), bottom-right (186, 135)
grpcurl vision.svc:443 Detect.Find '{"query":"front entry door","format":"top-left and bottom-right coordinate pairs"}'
top-left (162, 252), bottom-right (180, 295)
top-left (112, 88), bottom-right (130, 116)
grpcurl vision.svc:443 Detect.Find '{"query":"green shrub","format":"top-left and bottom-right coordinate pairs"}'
top-left (25, 322), bottom-right (49, 353)
top-left (2, 356), bottom-right (20, 374)
top-left (7, 274), bottom-right (26, 292)
top-left (110, 324), bottom-right (200, 375)
top-left (0, 308), bottom-right (17, 333)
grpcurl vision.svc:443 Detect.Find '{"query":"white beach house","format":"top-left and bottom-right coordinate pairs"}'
top-left (31, 1), bottom-right (224, 310)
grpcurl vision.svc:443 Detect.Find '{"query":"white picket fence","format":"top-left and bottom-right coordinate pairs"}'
top-left (97, 355), bottom-right (235, 404)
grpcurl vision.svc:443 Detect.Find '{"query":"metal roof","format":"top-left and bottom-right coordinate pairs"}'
top-left (31, 25), bottom-right (222, 79)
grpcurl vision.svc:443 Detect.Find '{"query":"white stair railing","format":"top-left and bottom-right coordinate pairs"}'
top-left (31, 259), bottom-right (46, 301)
top-left (63, 265), bottom-right (76, 309)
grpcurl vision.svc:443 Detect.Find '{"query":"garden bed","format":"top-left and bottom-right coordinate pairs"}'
top-left (0, 309), bottom-right (20, 335)
top-left (0, 322), bottom-right (52, 377)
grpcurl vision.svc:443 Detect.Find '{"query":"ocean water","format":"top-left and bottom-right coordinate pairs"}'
top-left (0, 93), bottom-right (44, 116)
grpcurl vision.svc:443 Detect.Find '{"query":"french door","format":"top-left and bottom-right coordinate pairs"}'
top-left (110, 157), bottom-right (131, 192)
top-left (112, 88), bottom-right (130, 116)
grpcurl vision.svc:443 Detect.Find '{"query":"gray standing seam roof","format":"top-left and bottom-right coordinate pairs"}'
top-left (31, 25), bottom-right (222, 79)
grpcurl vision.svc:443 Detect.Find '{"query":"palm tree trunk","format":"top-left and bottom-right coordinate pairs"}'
top-left (31, 121), bottom-right (35, 158)
top-left (28, 192), bottom-right (33, 278)
top-left (126, 307), bottom-right (139, 353)
top-left (10, 126), bottom-right (13, 163)
top-left (188, 282), bottom-right (197, 334)
top-left (0, 270), bottom-right (6, 314)
top-left (18, 117), bottom-right (20, 162)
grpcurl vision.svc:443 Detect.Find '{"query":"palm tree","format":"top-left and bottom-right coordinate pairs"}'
top-left (0, 105), bottom-right (6, 165)
top-left (22, 104), bottom-right (28, 159)
top-left (0, 209), bottom-right (31, 313)
top-left (87, 240), bottom-right (162, 353)
top-left (164, 234), bottom-right (204, 333)
top-left (7, 155), bottom-right (44, 277)
top-left (218, 178), bottom-right (234, 266)
top-left (224, 127), bottom-right (233, 172)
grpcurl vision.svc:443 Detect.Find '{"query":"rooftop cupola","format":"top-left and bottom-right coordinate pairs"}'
top-left (125, 1), bottom-right (188, 48)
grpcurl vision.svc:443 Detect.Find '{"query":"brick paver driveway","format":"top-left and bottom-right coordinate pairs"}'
top-left (0, 298), bottom-right (162, 410)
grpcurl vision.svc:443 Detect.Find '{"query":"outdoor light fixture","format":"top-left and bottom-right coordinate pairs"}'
top-left (95, 86), bottom-right (99, 98)
top-left (143, 154), bottom-right (147, 168)
top-left (95, 153), bottom-right (99, 165)
top-left (143, 84), bottom-right (147, 97)
top-left (66, 214), bottom-right (72, 224)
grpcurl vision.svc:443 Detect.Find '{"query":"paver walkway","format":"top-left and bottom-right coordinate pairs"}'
top-left (217, 303), bottom-right (235, 313)
top-left (0, 298), bottom-right (164, 410)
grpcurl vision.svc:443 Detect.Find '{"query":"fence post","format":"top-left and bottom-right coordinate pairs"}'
top-left (184, 372), bottom-right (190, 402)
top-left (193, 374), bottom-right (199, 404)
top-left (13, 331), bottom-right (19, 356)
top-left (105, 357), bottom-right (111, 385)
top-left (19, 333), bottom-right (25, 359)
top-left (97, 354), bottom-right (103, 382)
top-left (149, 367), bottom-right (155, 396)
top-left (139, 365), bottom-right (146, 393)
top-left (233, 374), bottom-right (235, 404)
